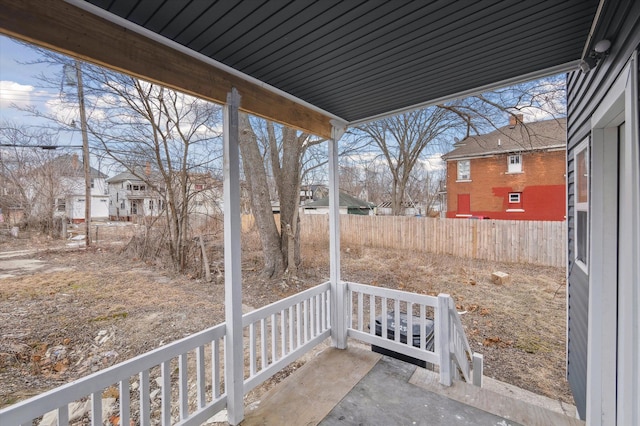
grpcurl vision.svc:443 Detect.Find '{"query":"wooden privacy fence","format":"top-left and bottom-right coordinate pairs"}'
top-left (296, 215), bottom-right (566, 268)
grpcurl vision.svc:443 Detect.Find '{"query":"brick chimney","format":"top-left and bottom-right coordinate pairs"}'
top-left (71, 153), bottom-right (79, 169)
top-left (509, 114), bottom-right (524, 128)
top-left (145, 161), bottom-right (151, 176)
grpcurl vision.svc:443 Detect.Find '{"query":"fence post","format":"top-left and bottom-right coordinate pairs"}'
top-left (437, 294), bottom-right (452, 386)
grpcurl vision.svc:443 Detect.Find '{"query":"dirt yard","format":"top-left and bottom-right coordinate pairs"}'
top-left (0, 229), bottom-right (572, 414)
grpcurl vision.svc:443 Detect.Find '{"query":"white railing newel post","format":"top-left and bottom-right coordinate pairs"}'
top-left (437, 293), bottom-right (452, 386)
top-left (473, 353), bottom-right (484, 387)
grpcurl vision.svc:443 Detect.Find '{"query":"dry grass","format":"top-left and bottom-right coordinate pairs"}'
top-left (0, 226), bottom-right (572, 412)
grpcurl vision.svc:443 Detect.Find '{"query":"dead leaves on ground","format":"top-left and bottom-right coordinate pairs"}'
top-left (483, 336), bottom-right (513, 348)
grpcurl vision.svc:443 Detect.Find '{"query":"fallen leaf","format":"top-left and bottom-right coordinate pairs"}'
top-left (53, 361), bottom-right (67, 372)
top-left (103, 386), bottom-right (119, 399)
top-left (483, 336), bottom-right (502, 347)
top-left (480, 308), bottom-right (491, 316)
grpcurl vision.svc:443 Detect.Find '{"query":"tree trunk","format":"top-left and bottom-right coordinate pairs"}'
top-left (238, 114), bottom-right (284, 278)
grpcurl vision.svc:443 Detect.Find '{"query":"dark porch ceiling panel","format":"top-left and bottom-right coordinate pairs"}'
top-left (82, 0), bottom-right (600, 123)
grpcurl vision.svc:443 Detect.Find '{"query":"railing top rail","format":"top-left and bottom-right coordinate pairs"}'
top-left (242, 281), bottom-right (331, 325)
top-left (346, 281), bottom-right (438, 307)
top-left (0, 323), bottom-right (226, 423)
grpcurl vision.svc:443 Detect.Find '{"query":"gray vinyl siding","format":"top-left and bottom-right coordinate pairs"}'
top-left (565, 0), bottom-right (640, 418)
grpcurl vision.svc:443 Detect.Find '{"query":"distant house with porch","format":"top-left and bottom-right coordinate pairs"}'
top-left (106, 170), bottom-right (164, 221)
top-left (441, 116), bottom-right (566, 221)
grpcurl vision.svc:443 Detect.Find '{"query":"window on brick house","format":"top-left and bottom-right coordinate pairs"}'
top-left (457, 160), bottom-right (470, 180)
top-left (509, 193), bottom-right (521, 203)
top-left (508, 154), bottom-right (522, 173)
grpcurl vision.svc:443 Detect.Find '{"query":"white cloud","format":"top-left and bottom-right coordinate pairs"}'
top-left (419, 153), bottom-right (446, 172)
top-left (0, 80), bottom-right (35, 108)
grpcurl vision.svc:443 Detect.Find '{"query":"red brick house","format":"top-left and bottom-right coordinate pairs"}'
top-left (442, 117), bottom-right (566, 221)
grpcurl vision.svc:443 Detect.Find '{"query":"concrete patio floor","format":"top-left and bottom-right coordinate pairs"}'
top-left (242, 342), bottom-right (584, 426)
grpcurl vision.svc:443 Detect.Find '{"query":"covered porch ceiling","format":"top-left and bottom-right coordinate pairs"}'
top-left (0, 0), bottom-right (616, 138)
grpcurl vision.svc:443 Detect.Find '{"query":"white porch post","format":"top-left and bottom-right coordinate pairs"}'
top-left (329, 120), bottom-right (347, 349)
top-left (223, 88), bottom-right (244, 425)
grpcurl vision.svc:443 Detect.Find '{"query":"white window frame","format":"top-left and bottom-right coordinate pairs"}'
top-left (508, 192), bottom-right (521, 203)
top-left (574, 139), bottom-right (589, 272)
top-left (507, 154), bottom-right (522, 173)
top-left (457, 159), bottom-right (470, 181)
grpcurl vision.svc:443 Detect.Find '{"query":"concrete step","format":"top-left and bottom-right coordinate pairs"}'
top-left (409, 368), bottom-right (584, 426)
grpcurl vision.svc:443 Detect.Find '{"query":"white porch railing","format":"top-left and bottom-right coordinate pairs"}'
top-left (0, 322), bottom-right (227, 426)
top-left (0, 282), bottom-right (480, 425)
top-left (242, 282), bottom-right (331, 393)
top-left (346, 283), bottom-right (482, 387)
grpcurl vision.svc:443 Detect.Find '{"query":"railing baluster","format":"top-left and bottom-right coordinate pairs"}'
top-left (420, 304), bottom-right (426, 350)
top-left (288, 306), bottom-right (294, 352)
top-left (382, 297), bottom-right (387, 339)
top-left (271, 313), bottom-right (278, 362)
top-left (196, 345), bottom-right (206, 409)
top-left (212, 338), bottom-right (221, 398)
top-left (315, 293), bottom-right (321, 336)
top-left (281, 309), bottom-right (287, 356)
top-left (261, 318), bottom-right (267, 370)
top-left (57, 405), bottom-right (69, 425)
top-left (369, 294), bottom-right (375, 336)
top-left (309, 296), bottom-right (315, 338)
top-left (327, 289), bottom-right (332, 329)
top-left (394, 300), bottom-right (400, 342)
top-left (119, 379), bottom-right (130, 426)
top-left (303, 299), bottom-right (309, 343)
top-left (250, 322), bottom-right (256, 377)
top-left (91, 391), bottom-right (102, 426)
top-left (161, 361), bottom-right (171, 425)
top-left (407, 302), bottom-right (413, 348)
top-left (296, 303), bottom-right (302, 349)
top-left (319, 293), bottom-right (324, 333)
top-left (140, 369), bottom-right (150, 426)
top-left (357, 291), bottom-right (363, 331)
top-left (179, 353), bottom-right (188, 420)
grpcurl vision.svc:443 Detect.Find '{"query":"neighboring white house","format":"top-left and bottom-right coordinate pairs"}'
top-left (39, 154), bottom-right (109, 223)
top-left (106, 170), bottom-right (222, 221)
top-left (186, 173), bottom-right (223, 221)
top-left (106, 170), bottom-right (164, 220)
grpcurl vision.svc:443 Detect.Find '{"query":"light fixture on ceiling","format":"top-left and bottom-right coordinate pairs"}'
top-left (580, 39), bottom-right (611, 74)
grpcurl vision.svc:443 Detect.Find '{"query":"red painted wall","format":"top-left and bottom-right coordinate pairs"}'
top-left (445, 150), bottom-right (566, 221)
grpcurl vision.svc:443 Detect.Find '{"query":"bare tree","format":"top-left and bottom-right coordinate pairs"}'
top-left (239, 116), bottom-right (327, 279)
top-left (12, 44), bottom-right (223, 272)
top-left (354, 75), bottom-right (566, 216)
top-left (86, 74), bottom-right (223, 272)
top-left (0, 121), bottom-right (76, 232)
top-left (355, 108), bottom-right (458, 215)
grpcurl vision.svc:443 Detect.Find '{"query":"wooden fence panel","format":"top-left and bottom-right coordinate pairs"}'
top-left (292, 214), bottom-right (566, 268)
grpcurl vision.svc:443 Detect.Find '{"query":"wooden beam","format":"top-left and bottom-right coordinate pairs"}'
top-left (0, 0), bottom-right (333, 139)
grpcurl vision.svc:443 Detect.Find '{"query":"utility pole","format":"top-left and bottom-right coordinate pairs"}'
top-left (74, 60), bottom-right (91, 247)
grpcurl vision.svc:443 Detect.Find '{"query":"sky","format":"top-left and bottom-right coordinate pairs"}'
top-left (0, 35), bottom-right (64, 124)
